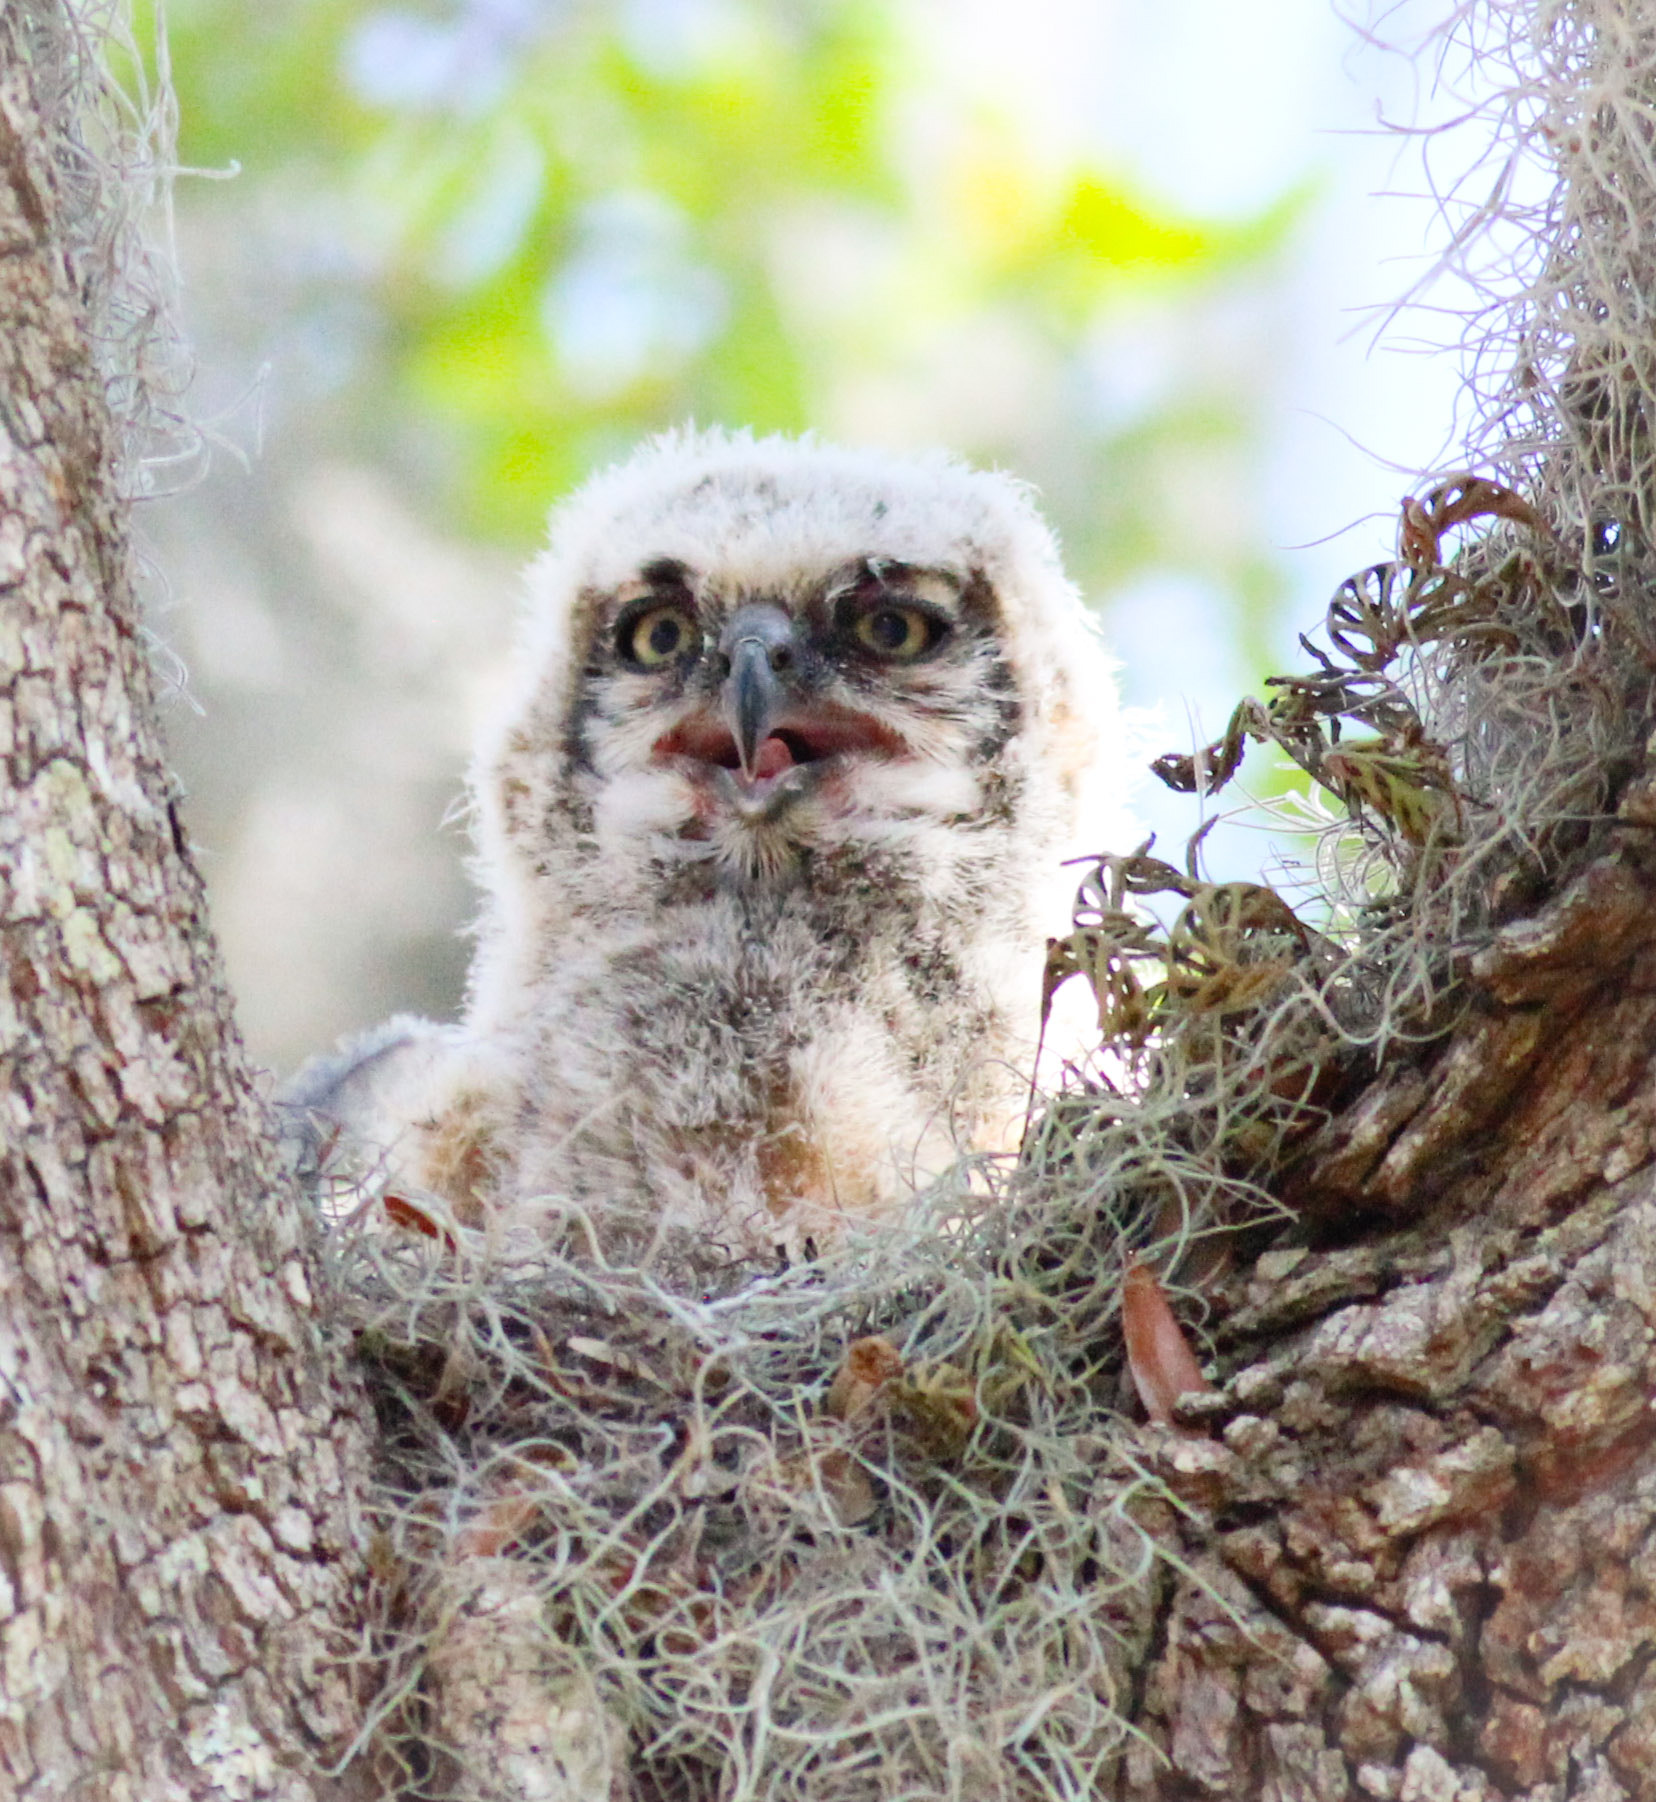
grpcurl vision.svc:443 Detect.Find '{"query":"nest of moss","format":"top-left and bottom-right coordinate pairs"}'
top-left (333, 1121), bottom-right (1200, 1797)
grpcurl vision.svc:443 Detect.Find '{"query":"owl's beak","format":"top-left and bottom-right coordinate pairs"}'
top-left (720, 604), bottom-right (801, 780)
top-left (654, 603), bottom-right (902, 813)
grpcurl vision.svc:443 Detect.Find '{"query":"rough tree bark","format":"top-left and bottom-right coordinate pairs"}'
top-left (0, 11), bottom-right (374, 1799)
top-left (1123, 843), bottom-right (1656, 1800)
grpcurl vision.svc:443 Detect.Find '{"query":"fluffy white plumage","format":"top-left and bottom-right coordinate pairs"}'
top-left (288, 428), bottom-right (1127, 1259)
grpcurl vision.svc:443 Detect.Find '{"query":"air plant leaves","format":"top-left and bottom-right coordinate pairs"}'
top-left (1399, 474), bottom-right (1550, 570)
top-left (1048, 864), bottom-right (1315, 1049)
top-left (1151, 478), bottom-right (1550, 850)
top-left (1163, 882), bottom-right (1311, 1015)
top-left (1318, 733), bottom-right (1463, 848)
top-left (1044, 910), bottom-right (1162, 1044)
top-left (888, 1361), bottom-right (980, 1462)
top-left (791, 1335), bottom-right (978, 1527)
top-left (1150, 697), bottom-right (1266, 795)
top-left (1326, 563), bottom-right (1517, 671)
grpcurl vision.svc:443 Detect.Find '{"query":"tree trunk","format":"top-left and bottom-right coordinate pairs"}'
top-left (1123, 840), bottom-right (1656, 1799)
top-left (0, 10), bottom-right (373, 1797)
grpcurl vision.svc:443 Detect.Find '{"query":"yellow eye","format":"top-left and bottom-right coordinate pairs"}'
top-left (623, 604), bottom-right (699, 668)
top-left (853, 604), bottom-right (941, 660)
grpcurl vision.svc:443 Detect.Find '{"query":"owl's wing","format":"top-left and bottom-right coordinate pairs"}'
top-left (279, 1015), bottom-right (512, 1227)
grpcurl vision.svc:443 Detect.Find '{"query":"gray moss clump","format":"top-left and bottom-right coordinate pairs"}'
top-left (16, 0), bottom-right (196, 499)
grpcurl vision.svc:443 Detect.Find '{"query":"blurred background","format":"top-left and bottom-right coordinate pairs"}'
top-left (137, 0), bottom-right (1473, 1076)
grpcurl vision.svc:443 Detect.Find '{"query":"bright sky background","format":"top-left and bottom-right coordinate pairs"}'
top-left (922, 0), bottom-right (1481, 868)
top-left (161, 0), bottom-right (1520, 1060)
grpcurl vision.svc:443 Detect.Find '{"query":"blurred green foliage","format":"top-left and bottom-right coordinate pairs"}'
top-left (142, 0), bottom-right (1298, 621)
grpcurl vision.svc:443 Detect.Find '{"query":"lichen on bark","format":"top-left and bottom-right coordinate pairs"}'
top-left (0, 6), bottom-right (373, 1797)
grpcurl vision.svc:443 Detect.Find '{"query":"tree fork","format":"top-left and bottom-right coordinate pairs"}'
top-left (8, 1), bottom-right (1656, 1797)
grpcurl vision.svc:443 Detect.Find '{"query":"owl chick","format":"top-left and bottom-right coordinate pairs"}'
top-left (288, 429), bottom-right (1124, 1260)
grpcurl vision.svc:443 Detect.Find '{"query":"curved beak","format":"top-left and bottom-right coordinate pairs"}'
top-left (720, 604), bottom-right (800, 778)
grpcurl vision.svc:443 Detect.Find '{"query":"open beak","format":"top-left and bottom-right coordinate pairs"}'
top-left (721, 604), bottom-right (799, 779)
top-left (649, 602), bottom-right (906, 811)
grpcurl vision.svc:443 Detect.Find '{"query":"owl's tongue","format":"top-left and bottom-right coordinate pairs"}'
top-left (750, 735), bottom-right (796, 781)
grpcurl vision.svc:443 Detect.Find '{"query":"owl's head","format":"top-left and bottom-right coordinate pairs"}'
top-left (468, 429), bottom-right (1123, 1026)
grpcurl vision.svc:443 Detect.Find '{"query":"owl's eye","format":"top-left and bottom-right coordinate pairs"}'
top-left (852, 602), bottom-right (947, 661)
top-left (621, 603), bottom-right (700, 669)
